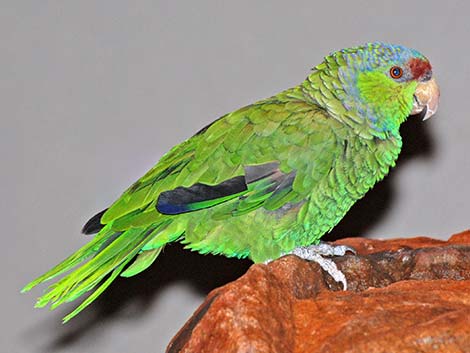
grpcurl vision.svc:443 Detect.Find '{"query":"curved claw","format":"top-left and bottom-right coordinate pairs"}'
top-left (305, 242), bottom-right (357, 257)
top-left (327, 243), bottom-right (356, 256)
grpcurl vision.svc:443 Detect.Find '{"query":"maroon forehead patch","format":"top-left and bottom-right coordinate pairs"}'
top-left (408, 58), bottom-right (432, 80)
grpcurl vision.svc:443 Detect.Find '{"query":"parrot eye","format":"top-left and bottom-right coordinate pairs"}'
top-left (390, 66), bottom-right (403, 79)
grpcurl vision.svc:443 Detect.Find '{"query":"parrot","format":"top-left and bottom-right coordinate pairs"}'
top-left (22, 42), bottom-right (440, 323)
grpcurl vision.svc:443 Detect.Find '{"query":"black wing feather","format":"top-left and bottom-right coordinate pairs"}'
top-left (82, 208), bottom-right (108, 235)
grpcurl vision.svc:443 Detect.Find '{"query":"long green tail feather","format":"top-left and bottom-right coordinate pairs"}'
top-left (21, 225), bottom-right (116, 293)
top-left (22, 223), bottom-right (170, 322)
top-left (121, 247), bottom-right (163, 278)
top-left (39, 228), bottom-right (154, 310)
top-left (62, 260), bottom-right (130, 323)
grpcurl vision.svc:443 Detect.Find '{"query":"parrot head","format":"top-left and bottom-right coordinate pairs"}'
top-left (313, 42), bottom-right (440, 135)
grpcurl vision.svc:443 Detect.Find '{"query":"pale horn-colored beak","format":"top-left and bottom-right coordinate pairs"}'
top-left (410, 77), bottom-right (440, 120)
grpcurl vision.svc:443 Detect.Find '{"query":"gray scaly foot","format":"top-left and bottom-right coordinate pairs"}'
top-left (288, 242), bottom-right (355, 290)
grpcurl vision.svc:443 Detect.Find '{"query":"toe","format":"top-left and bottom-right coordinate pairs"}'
top-left (335, 245), bottom-right (356, 256)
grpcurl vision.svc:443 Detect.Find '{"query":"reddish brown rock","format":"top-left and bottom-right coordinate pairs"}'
top-left (167, 231), bottom-right (470, 353)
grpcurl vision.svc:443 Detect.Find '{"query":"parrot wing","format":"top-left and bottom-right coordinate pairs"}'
top-left (99, 89), bottom-right (343, 232)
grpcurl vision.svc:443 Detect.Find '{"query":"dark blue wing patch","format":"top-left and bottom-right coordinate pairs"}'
top-left (156, 176), bottom-right (247, 215)
top-left (155, 161), bottom-right (295, 215)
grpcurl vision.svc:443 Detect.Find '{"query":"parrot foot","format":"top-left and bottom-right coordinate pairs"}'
top-left (306, 241), bottom-right (356, 256)
top-left (289, 242), bottom-right (355, 290)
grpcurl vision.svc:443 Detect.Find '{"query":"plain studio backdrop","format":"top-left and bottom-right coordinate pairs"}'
top-left (3, 1), bottom-right (469, 352)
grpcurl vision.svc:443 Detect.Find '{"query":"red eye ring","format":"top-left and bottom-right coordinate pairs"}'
top-left (390, 66), bottom-right (403, 79)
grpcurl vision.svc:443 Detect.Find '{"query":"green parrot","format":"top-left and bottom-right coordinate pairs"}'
top-left (23, 42), bottom-right (440, 322)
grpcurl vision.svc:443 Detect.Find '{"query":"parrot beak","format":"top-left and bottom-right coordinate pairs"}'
top-left (410, 77), bottom-right (440, 120)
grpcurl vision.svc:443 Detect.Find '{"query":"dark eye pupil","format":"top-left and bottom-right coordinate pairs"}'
top-left (392, 67), bottom-right (402, 77)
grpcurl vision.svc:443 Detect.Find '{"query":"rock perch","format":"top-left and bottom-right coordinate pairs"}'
top-left (167, 231), bottom-right (470, 353)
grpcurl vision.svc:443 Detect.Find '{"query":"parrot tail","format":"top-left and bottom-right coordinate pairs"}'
top-left (21, 220), bottom-right (177, 323)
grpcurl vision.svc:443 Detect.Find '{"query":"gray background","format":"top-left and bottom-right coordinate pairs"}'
top-left (4, 1), bottom-right (469, 352)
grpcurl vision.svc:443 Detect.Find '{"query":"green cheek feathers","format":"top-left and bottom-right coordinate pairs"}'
top-left (357, 71), bottom-right (417, 132)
